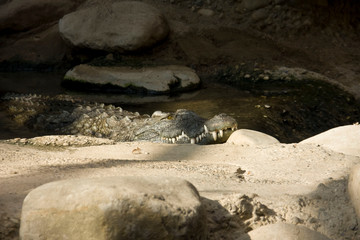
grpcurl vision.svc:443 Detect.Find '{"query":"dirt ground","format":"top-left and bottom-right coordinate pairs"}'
top-left (0, 135), bottom-right (359, 239)
top-left (1, 0), bottom-right (360, 239)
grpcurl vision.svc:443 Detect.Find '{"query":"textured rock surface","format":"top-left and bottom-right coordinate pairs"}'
top-left (64, 64), bottom-right (200, 93)
top-left (348, 164), bottom-right (360, 219)
top-left (300, 124), bottom-right (360, 157)
top-left (0, 0), bottom-right (83, 32)
top-left (5, 135), bottom-right (114, 147)
top-left (20, 176), bottom-right (206, 240)
top-left (226, 129), bottom-right (280, 145)
top-left (239, 222), bottom-right (332, 240)
top-left (0, 24), bottom-right (68, 65)
top-left (59, 1), bottom-right (169, 51)
top-left (237, 0), bottom-right (271, 11)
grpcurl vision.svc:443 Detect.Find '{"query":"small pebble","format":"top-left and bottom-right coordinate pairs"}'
top-left (198, 8), bottom-right (215, 16)
top-left (244, 74), bottom-right (251, 78)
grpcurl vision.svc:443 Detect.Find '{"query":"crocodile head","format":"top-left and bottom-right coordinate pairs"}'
top-left (2, 93), bottom-right (237, 144)
top-left (134, 109), bottom-right (238, 144)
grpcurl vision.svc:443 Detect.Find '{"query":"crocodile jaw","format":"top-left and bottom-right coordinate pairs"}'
top-left (158, 112), bottom-right (238, 144)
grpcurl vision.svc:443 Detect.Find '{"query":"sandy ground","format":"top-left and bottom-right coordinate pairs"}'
top-left (0, 137), bottom-right (359, 239)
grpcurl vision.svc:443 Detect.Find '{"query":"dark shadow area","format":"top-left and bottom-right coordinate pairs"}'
top-left (212, 65), bottom-right (360, 142)
top-left (37, 158), bottom-right (184, 172)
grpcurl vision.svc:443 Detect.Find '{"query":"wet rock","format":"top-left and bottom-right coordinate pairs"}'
top-left (0, 0), bottom-right (83, 32)
top-left (59, 1), bottom-right (169, 51)
top-left (226, 129), bottom-right (280, 145)
top-left (238, 222), bottom-right (332, 240)
top-left (20, 176), bottom-right (206, 240)
top-left (268, 67), bottom-right (331, 82)
top-left (63, 64), bottom-right (201, 94)
top-left (300, 124), bottom-right (360, 157)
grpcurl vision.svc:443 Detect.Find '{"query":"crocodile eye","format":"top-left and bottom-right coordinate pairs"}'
top-left (167, 115), bottom-right (173, 120)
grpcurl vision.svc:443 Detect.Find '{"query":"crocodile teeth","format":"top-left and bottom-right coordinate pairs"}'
top-left (204, 125), bottom-right (209, 133)
top-left (219, 130), bottom-right (223, 138)
top-left (212, 131), bottom-right (217, 141)
top-left (163, 130), bottom-right (208, 144)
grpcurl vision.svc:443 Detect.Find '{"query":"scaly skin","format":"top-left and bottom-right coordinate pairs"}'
top-left (1, 93), bottom-right (238, 144)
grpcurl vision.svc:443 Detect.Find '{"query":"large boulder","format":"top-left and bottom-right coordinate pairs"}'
top-left (0, 0), bottom-right (84, 32)
top-left (348, 165), bottom-right (360, 219)
top-left (59, 1), bottom-right (169, 51)
top-left (238, 222), bottom-right (331, 240)
top-left (226, 129), bottom-right (280, 146)
top-left (0, 24), bottom-right (69, 66)
top-left (299, 124), bottom-right (360, 157)
top-left (20, 176), bottom-right (206, 240)
top-left (63, 64), bottom-right (201, 94)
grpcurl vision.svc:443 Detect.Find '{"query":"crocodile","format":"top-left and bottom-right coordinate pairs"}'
top-left (1, 93), bottom-right (238, 144)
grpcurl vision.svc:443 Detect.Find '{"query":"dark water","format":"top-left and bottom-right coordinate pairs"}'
top-left (1, 71), bottom-right (359, 143)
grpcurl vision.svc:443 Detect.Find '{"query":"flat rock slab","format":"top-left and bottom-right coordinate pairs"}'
top-left (300, 124), bottom-right (360, 157)
top-left (20, 176), bottom-right (206, 240)
top-left (59, 1), bottom-right (169, 51)
top-left (63, 64), bottom-right (201, 94)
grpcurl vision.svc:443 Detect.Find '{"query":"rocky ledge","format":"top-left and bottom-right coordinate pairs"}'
top-left (63, 64), bottom-right (201, 94)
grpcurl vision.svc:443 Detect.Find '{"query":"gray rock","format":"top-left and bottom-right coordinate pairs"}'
top-left (251, 8), bottom-right (268, 22)
top-left (59, 1), bottom-right (169, 51)
top-left (300, 124), bottom-right (360, 157)
top-left (20, 176), bottom-right (206, 240)
top-left (348, 165), bottom-right (360, 219)
top-left (238, 0), bottom-right (271, 11)
top-left (274, 0), bottom-right (286, 4)
top-left (0, 0), bottom-right (83, 32)
top-left (226, 129), bottom-right (280, 146)
top-left (238, 222), bottom-right (332, 240)
top-left (198, 8), bottom-right (215, 17)
top-left (64, 64), bottom-right (201, 94)
top-left (0, 24), bottom-right (68, 65)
